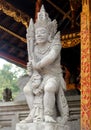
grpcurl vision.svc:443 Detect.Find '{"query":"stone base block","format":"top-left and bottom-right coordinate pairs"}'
top-left (16, 122), bottom-right (70, 130)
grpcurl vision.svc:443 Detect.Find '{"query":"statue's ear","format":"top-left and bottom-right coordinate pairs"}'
top-left (48, 34), bottom-right (52, 42)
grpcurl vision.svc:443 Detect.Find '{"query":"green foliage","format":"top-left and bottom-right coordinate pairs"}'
top-left (0, 63), bottom-right (27, 100)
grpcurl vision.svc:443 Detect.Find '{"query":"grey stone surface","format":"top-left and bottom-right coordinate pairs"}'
top-left (0, 127), bottom-right (12, 130)
top-left (16, 123), bottom-right (70, 130)
top-left (14, 75), bottom-right (30, 103)
top-left (0, 95), bottom-right (80, 130)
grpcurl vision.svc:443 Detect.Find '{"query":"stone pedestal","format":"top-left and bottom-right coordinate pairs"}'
top-left (16, 123), bottom-right (70, 130)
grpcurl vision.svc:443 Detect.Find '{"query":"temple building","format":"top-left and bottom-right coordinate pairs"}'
top-left (0, 0), bottom-right (91, 130)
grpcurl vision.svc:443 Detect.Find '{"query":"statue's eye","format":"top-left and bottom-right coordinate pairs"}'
top-left (42, 31), bottom-right (46, 34)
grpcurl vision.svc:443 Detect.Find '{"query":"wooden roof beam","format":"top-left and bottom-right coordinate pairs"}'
top-left (46, 0), bottom-right (72, 20)
top-left (46, 0), bottom-right (80, 26)
top-left (0, 24), bottom-right (26, 43)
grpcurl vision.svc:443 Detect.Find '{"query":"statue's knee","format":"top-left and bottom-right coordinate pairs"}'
top-left (23, 85), bottom-right (31, 95)
top-left (44, 80), bottom-right (57, 93)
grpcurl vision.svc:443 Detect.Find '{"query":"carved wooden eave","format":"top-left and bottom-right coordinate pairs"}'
top-left (0, 0), bottom-right (80, 49)
top-left (0, 24), bottom-right (26, 43)
top-left (0, 52), bottom-right (27, 68)
top-left (61, 32), bottom-right (80, 48)
top-left (0, 0), bottom-right (30, 28)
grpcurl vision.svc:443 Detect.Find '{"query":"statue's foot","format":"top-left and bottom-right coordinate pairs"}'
top-left (44, 115), bottom-right (56, 123)
top-left (20, 116), bottom-right (33, 123)
top-left (57, 116), bottom-right (68, 125)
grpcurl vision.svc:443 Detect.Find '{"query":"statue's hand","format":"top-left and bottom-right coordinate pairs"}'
top-left (36, 62), bottom-right (41, 70)
top-left (32, 61), bottom-right (42, 71)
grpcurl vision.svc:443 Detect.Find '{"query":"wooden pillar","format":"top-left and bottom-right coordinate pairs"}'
top-left (35, 0), bottom-right (42, 22)
top-left (81, 0), bottom-right (91, 129)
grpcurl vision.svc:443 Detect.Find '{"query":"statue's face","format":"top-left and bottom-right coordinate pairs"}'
top-left (35, 27), bottom-right (49, 44)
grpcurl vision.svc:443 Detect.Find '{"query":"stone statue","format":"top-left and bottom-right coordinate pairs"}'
top-left (20, 5), bottom-right (69, 126)
top-left (3, 88), bottom-right (13, 102)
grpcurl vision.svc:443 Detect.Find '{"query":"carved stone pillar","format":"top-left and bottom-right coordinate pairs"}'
top-left (81, 0), bottom-right (91, 130)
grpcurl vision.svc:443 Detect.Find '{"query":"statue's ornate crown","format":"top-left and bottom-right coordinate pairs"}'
top-left (35, 5), bottom-right (57, 38)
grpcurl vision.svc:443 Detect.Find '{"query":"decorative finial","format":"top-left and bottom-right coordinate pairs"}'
top-left (35, 5), bottom-right (57, 38)
top-left (27, 19), bottom-right (35, 43)
top-left (40, 5), bottom-right (45, 13)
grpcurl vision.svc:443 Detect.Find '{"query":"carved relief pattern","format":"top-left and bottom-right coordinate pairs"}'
top-left (62, 34), bottom-right (80, 48)
top-left (81, 4), bottom-right (91, 130)
top-left (0, 0), bottom-right (30, 27)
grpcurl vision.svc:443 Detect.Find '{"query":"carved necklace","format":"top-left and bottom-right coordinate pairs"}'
top-left (36, 44), bottom-right (51, 55)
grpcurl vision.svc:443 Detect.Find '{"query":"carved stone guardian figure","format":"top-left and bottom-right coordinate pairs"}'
top-left (16, 5), bottom-right (70, 130)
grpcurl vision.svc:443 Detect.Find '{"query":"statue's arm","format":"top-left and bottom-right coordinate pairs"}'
top-left (37, 44), bottom-right (61, 69)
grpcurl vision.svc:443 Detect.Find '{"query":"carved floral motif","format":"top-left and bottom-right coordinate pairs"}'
top-left (81, 3), bottom-right (91, 130)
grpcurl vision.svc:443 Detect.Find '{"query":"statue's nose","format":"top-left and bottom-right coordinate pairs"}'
top-left (37, 34), bottom-right (42, 38)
